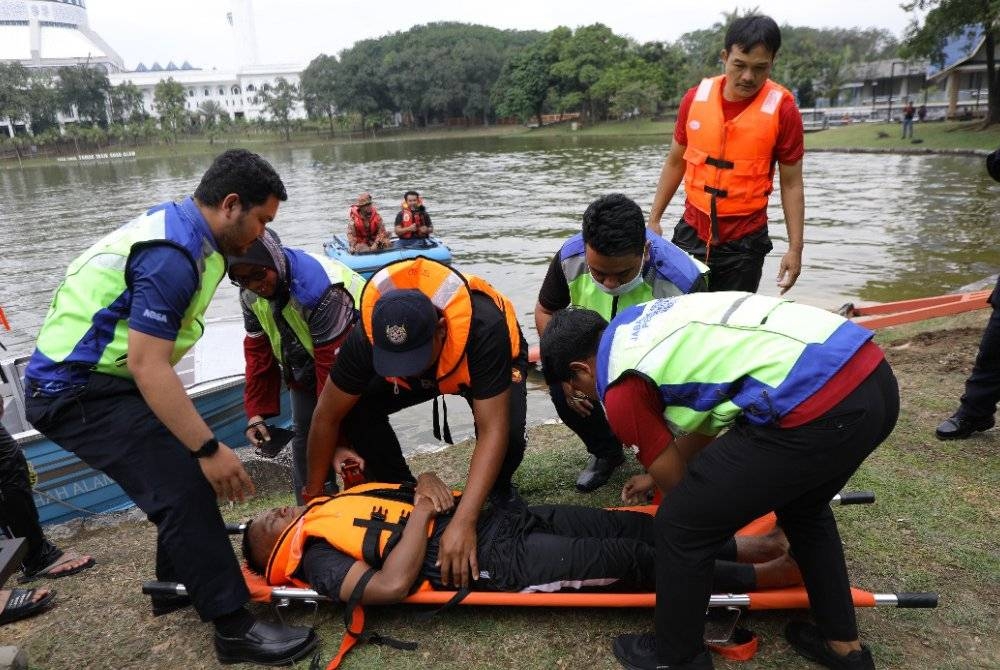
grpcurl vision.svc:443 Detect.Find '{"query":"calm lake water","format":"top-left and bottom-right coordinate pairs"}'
top-left (2, 135), bottom-right (998, 447)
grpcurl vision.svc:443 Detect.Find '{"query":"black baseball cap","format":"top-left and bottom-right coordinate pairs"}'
top-left (371, 290), bottom-right (440, 377)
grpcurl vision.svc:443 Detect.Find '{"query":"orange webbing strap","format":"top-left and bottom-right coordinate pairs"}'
top-left (707, 627), bottom-right (759, 661)
top-left (0, 306), bottom-right (9, 331)
top-left (320, 567), bottom-right (417, 670)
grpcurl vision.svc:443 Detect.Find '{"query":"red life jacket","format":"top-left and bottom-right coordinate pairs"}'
top-left (397, 199), bottom-right (428, 239)
top-left (349, 205), bottom-right (384, 242)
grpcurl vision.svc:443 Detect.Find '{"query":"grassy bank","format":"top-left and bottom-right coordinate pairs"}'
top-left (4, 312), bottom-right (998, 669)
top-left (5, 117), bottom-right (998, 171)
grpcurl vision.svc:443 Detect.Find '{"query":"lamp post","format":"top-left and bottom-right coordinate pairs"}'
top-left (871, 81), bottom-right (878, 117)
top-left (887, 61), bottom-right (898, 122)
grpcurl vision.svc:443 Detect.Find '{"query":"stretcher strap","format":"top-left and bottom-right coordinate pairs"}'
top-left (707, 627), bottom-right (758, 661)
top-left (322, 567), bottom-right (417, 670)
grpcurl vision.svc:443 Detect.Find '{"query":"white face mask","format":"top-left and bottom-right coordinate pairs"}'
top-left (592, 263), bottom-right (646, 297)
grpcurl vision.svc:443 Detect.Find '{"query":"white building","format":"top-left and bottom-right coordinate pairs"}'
top-left (0, 0), bottom-right (306, 136)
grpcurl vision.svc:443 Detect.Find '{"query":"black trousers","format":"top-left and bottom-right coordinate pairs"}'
top-left (470, 506), bottom-right (746, 594)
top-left (957, 277), bottom-right (1000, 420)
top-left (672, 218), bottom-right (773, 293)
top-left (25, 373), bottom-right (248, 621)
top-left (654, 360), bottom-right (899, 665)
top-left (342, 356), bottom-right (529, 495)
top-left (0, 424), bottom-right (61, 573)
top-left (547, 381), bottom-right (623, 460)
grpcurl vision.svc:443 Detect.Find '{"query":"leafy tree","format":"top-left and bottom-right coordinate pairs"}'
top-left (153, 78), bottom-right (187, 142)
top-left (493, 41), bottom-right (552, 126)
top-left (255, 77), bottom-right (300, 141)
top-left (0, 62), bottom-right (29, 137)
top-left (108, 81), bottom-right (145, 124)
top-left (56, 65), bottom-right (110, 126)
top-left (196, 99), bottom-right (227, 144)
top-left (902, 0), bottom-right (1000, 125)
top-left (25, 73), bottom-right (60, 135)
top-left (549, 23), bottom-right (629, 121)
top-left (300, 54), bottom-right (339, 136)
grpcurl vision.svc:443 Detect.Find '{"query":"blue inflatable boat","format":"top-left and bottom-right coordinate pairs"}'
top-left (322, 235), bottom-right (453, 278)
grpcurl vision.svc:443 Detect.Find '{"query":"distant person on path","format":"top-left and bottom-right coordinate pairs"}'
top-left (936, 148), bottom-right (1000, 441)
top-left (229, 228), bottom-right (365, 504)
top-left (394, 190), bottom-right (433, 241)
top-left (647, 14), bottom-right (805, 295)
top-left (902, 100), bottom-right (916, 139)
top-left (917, 103), bottom-right (927, 123)
top-left (534, 193), bottom-right (708, 492)
top-left (347, 192), bottom-right (391, 253)
top-left (22, 150), bottom-right (318, 666)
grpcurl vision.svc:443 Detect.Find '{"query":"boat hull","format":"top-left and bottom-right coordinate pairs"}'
top-left (323, 235), bottom-right (452, 278)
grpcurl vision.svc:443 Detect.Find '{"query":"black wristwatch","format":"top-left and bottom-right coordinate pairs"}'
top-left (192, 437), bottom-right (219, 459)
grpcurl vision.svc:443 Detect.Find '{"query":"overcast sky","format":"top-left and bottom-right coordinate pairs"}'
top-left (86, 0), bottom-right (919, 71)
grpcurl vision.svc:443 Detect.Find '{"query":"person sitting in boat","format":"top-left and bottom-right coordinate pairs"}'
top-left (394, 190), bottom-right (433, 241)
top-left (347, 192), bottom-right (391, 253)
top-left (535, 193), bottom-right (709, 493)
top-left (242, 473), bottom-right (802, 604)
top-left (228, 229), bottom-right (366, 505)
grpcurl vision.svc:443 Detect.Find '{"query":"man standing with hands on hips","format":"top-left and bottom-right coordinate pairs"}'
top-left (647, 14), bottom-right (805, 295)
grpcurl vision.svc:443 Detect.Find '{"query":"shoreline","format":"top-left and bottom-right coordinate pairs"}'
top-left (3, 119), bottom-right (999, 170)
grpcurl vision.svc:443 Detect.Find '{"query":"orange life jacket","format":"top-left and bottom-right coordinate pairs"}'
top-left (683, 75), bottom-right (791, 244)
top-left (349, 205), bottom-right (384, 242)
top-left (360, 257), bottom-right (522, 395)
top-left (265, 482), bottom-right (460, 587)
top-left (397, 199), bottom-right (428, 239)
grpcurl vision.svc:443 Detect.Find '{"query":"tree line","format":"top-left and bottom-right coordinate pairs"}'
top-left (300, 17), bottom-right (900, 129)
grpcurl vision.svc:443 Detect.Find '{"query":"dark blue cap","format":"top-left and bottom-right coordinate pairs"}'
top-left (371, 290), bottom-right (439, 377)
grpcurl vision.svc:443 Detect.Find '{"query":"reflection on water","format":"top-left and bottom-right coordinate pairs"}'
top-left (2, 136), bottom-right (998, 447)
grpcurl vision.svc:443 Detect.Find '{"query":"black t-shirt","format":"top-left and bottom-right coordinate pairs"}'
top-left (330, 292), bottom-right (516, 401)
top-left (537, 253), bottom-right (572, 312)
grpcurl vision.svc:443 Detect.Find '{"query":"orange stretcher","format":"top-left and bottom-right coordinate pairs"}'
top-left (839, 289), bottom-right (992, 330)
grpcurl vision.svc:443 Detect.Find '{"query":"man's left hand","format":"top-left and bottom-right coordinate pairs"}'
top-left (776, 249), bottom-right (802, 295)
top-left (437, 517), bottom-right (478, 589)
top-left (415, 472), bottom-right (454, 513)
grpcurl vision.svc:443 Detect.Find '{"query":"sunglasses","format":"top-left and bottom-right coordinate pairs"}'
top-left (230, 266), bottom-right (269, 287)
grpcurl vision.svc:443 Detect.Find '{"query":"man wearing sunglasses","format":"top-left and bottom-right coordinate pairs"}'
top-left (534, 193), bottom-right (708, 492)
top-left (22, 150), bottom-right (319, 666)
top-left (228, 229), bottom-right (365, 504)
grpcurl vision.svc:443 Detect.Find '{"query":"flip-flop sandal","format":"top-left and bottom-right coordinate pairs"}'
top-left (0, 588), bottom-right (56, 625)
top-left (19, 549), bottom-right (96, 583)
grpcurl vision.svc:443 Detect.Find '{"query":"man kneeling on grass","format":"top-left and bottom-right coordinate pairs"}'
top-left (242, 473), bottom-right (800, 605)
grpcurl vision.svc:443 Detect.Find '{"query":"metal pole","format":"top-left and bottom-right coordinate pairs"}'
top-left (887, 61), bottom-right (896, 122)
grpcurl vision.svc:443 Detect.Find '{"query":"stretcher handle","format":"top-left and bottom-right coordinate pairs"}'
top-left (895, 592), bottom-right (938, 608)
top-left (226, 522), bottom-right (248, 534)
top-left (143, 581), bottom-right (188, 596)
top-left (831, 491), bottom-right (875, 506)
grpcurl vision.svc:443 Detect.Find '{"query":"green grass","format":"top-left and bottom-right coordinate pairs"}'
top-left (804, 120), bottom-right (1000, 153)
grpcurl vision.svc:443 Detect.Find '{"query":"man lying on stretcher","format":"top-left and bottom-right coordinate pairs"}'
top-left (242, 472), bottom-right (801, 604)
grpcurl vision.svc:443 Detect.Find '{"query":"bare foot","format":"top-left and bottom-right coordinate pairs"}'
top-left (46, 553), bottom-right (94, 577)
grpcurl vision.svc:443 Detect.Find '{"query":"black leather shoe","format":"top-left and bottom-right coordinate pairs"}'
top-left (576, 454), bottom-right (624, 492)
top-left (935, 414), bottom-right (994, 440)
top-left (215, 620), bottom-right (318, 666)
top-left (784, 621), bottom-right (874, 669)
top-left (611, 633), bottom-right (714, 670)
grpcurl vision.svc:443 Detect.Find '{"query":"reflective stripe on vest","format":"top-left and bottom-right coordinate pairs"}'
top-left (360, 257), bottom-right (521, 394)
top-left (597, 293), bottom-right (873, 436)
top-left (265, 482), bottom-right (460, 587)
top-left (29, 199), bottom-right (224, 387)
top-left (683, 76), bottom-right (789, 225)
top-left (250, 250), bottom-right (364, 365)
top-left (559, 230), bottom-right (709, 320)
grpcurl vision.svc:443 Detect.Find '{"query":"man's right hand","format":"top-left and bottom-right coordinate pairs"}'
top-left (647, 216), bottom-right (663, 237)
top-left (562, 381), bottom-right (593, 418)
top-left (198, 443), bottom-right (255, 502)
